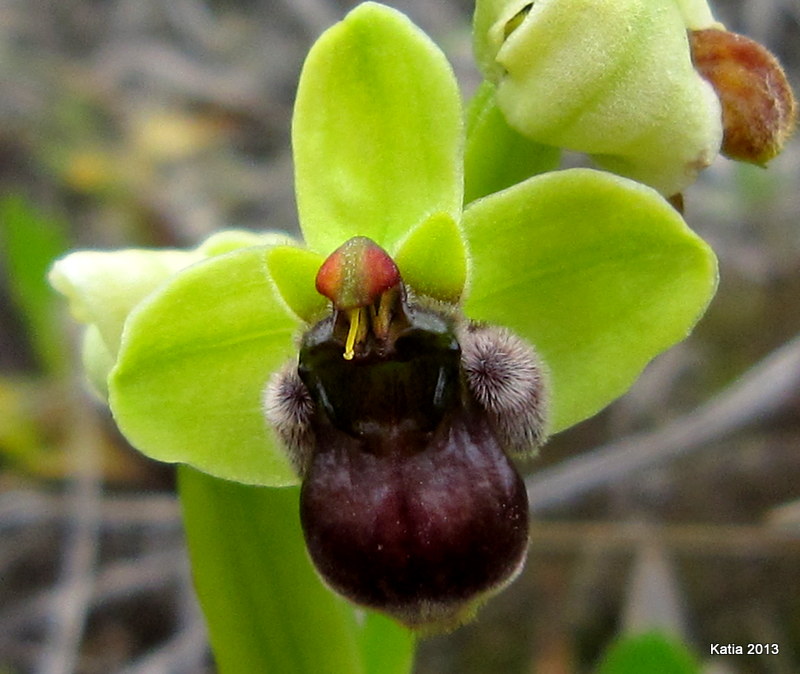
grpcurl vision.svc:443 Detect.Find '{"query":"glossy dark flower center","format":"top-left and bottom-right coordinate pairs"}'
top-left (297, 299), bottom-right (529, 629)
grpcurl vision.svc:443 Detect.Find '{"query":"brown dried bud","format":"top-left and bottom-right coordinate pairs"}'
top-left (690, 28), bottom-right (797, 164)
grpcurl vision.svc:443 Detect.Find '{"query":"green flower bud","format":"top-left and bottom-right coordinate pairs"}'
top-left (672, 0), bottom-right (720, 31)
top-left (80, 325), bottom-right (117, 399)
top-left (49, 248), bottom-right (203, 356)
top-left (474, 0), bottom-right (724, 195)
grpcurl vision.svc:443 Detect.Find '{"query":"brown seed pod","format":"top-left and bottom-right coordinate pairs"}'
top-left (690, 28), bottom-right (797, 165)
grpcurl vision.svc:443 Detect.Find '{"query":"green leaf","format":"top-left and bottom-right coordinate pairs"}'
top-left (293, 2), bottom-right (463, 255)
top-left (597, 632), bottom-right (699, 674)
top-left (394, 212), bottom-right (467, 303)
top-left (179, 468), bottom-right (416, 674)
top-left (109, 247), bottom-right (300, 485)
top-left (464, 81), bottom-right (560, 203)
top-left (266, 245), bottom-right (328, 323)
top-left (179, 468), bottom-right (368, 674)
top-left (0, 195), bottom-right (69, 372)
top-left (462, 169), bottom-right (717, 433)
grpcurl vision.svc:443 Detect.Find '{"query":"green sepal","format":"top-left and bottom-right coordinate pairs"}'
top-left (464, 80), bottom-right (561, 203)
top-left (462, 168), bottom-right (717, 433)
top-left (293, 2), bottom-right (463, 255)
top-left (473, 0), bottom-right (511, 79)
top-left (109, 247), bottom-right (300, 486)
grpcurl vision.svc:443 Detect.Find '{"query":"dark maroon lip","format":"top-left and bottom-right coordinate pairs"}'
top-left (296, 299), bottom-right (529, 629)
top-left (300, 402), bottom-right (530, 628)
top-left (263, 244), bottom-right (548, 630)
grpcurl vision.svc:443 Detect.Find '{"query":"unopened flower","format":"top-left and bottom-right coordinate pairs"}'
top-left (473, 0), bottom-right (797, 195)
top-left (473, 0), bottom-right (723, 196)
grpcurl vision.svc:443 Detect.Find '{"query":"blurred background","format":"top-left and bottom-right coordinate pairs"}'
top-left (0, 0), bottom-right (798, 672)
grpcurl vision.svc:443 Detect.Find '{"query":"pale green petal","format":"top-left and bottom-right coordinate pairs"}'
top-left (394, 212), bottom-right (467, 303)
top-left (80, 325), bottom-right (115, 400)
top-left (47, 229), bottom-right (287, 360)
top-left (293, 2), bottom-right (463, 254)
top-left (673, 0), bottom-right (722, 30)
top-left (462, 169), bottom-right (717, 432)
top-left (266, 245), bottom-right (328, 323)
top-left (49, 248), bottom-right (203, 357)
top-left (109, 247), bottom-right (300, 486)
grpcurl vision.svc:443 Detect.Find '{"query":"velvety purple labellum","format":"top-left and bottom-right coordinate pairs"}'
top-left (263, 242), bottom-right (548, 630)
top-left (300, 402), bottom-right (529, 629)
top-left (294, 303), bottom-right (530, 630)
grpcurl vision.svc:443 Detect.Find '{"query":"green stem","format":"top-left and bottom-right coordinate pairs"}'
top-left (178, 466), bottom-right (415, 674)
